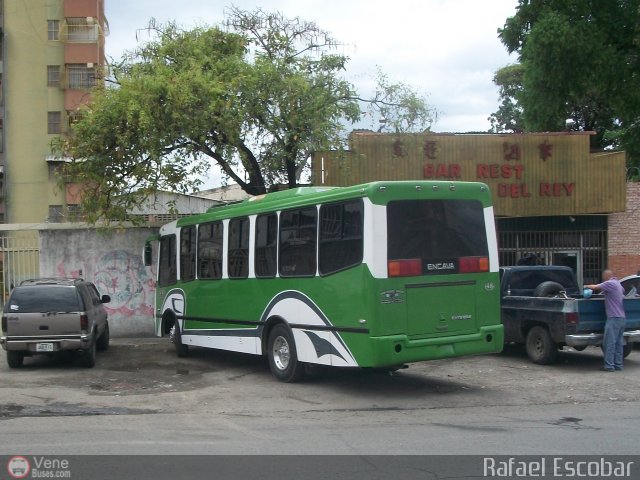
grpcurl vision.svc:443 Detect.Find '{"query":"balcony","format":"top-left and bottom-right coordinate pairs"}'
top-left (62, 21), bottom-right (100, 43)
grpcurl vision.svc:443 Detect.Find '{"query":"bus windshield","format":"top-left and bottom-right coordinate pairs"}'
top-left (387, 199), bottom-right (488, 275)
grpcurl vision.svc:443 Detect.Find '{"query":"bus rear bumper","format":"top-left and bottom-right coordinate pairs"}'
top-left (366, 325), bottom-right (504, 367)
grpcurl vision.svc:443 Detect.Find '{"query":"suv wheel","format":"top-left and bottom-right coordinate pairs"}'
top-left (81, 341), bottom-right (97, 368)
top-left (7, 351), bottom-right (24, 368)
top-left (96, 323), bottom-right (110, 351)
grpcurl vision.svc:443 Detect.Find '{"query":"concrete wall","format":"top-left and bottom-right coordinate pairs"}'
top-left (39, 227), bottom-right (158, 337)
top-left (608, 182), bottom-right (640, 277)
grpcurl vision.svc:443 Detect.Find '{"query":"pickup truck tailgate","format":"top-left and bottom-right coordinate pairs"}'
top-left (577, 297), bottom-right (640, 332)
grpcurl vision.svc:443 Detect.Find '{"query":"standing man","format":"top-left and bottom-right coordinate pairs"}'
top-left (585, 269), bottom-right (626, 372)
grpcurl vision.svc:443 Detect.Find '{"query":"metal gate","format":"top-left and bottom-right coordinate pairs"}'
top-left (498, 229), bottom-right (607, 286)
top-left (0, 231), bottom-right (40, 304)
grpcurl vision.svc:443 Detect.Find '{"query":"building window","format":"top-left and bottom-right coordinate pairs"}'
top-left (65, 18), bottom-right (98, 42)
top-left (47, 112), bottom-right (61, 134)
top-left (47, 66), bottom-right (60, 87)
top-left (67, 204), bottom-right (83, 222)
top-left (48, 20), bottom-right (60, 41)
top-left (48, 205), bottom-right (64, 223)
top-left (66, 64), bottom-right (96, 89)
top-left (67, 110), bottom-right (85, 129)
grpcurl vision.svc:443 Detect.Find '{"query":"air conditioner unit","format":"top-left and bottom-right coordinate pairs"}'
top-left (87, 63), bottom-right (94, 68)
top-left (86, 16), bottom-right (95, 24)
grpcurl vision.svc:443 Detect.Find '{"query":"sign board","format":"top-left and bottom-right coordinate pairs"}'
top-left (312, 132), bottom-right (626, 216)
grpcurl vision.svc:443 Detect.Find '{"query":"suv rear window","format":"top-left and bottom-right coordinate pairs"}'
top-left (6, 286), bottom-right (82, 313)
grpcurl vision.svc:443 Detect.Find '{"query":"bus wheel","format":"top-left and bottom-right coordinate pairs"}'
top-left (267, 324), bottom-right (305, 382)
top-left (170, 323), bottom-right (189, 358)
top-left (525, 326), bottom-right (557, 364)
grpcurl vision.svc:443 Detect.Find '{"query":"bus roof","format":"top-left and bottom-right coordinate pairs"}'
top-left (176, 180), bottom-right (492, 227)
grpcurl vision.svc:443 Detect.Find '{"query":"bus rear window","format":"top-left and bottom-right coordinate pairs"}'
top-left (387, 199), bottom-right (488, 276)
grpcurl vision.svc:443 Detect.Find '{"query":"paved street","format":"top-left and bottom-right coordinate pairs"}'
top-left (1, 338), bottom-right (639, 455)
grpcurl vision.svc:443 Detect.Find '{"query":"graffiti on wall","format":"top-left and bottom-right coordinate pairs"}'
top-left (56, 249), bottom-right (155, 319)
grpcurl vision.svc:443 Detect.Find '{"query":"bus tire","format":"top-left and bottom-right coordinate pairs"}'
top-left (171, 322), bottom-right (189, 358)
top-left (267, 324), bottom-right (305, 383)
top-left (525, 326), bottom-right (558, 364)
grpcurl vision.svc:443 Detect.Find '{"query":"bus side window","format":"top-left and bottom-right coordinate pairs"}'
top-left (228, 217), bottom-right (249, 279)
top-left (158, 235), bottom-right (177, 287)
top-left (319, 200), bottom-right (363, 275)
top-left (180, 226), bottom-right (196, 282)
top-left (198, 221), bottom-right (223, 279)
top-left (279, 207), bottom-right (317, 277)
top-left (255, 213), bottom-right (277, 278)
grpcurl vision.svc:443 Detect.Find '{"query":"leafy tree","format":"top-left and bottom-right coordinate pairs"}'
top-left (492, 0), bottom-right (640, 165)
top-left (56, 7), bottom-right (436, 223)
top-left (488, 63), bottom-right (525, 133)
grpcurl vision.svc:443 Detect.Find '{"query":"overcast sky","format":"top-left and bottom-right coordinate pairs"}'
top-left (104, 0), bottom-right (519, 134)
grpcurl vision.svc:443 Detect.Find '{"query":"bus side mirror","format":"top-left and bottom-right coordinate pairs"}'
top-left (143, 242), bottom-right (153, 267)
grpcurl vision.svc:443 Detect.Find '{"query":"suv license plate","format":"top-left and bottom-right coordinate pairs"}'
top-left (36, 343), bottom-right (54, 352)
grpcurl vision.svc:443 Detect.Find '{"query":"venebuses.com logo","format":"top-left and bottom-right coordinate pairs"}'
top-left (7, 456), bottom-right (30, 479)
top-left (6, 456), bottom-right (72, 479)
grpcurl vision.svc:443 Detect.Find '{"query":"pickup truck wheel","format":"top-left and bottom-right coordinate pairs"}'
top-left (81, 341), bottom-right (97, 368)
top-left (572, 345), bottom-right (587, 352)
top-left (533, 281), bottom-right (564, 297)
top-left (96, 323), bottom-right (110, 351)
top-left (623, 344), bottom-right (633, 358)
top-left (7, 351), bottom-right (24, 368)
top-left (526, 326), bottom-right (558, 364)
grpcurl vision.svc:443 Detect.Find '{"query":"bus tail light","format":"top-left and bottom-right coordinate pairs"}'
top-left (80, 314), bottom-right (89, 332)
top-left (388, 259), bottom-right (422, 277)
top-left (1, 315), bottom-right (6, 333)
top-left (459, 256), bottom-right (490, 273)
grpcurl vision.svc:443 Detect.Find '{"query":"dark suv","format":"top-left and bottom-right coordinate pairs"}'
top-left (1, 278), bottom-right (111, 368)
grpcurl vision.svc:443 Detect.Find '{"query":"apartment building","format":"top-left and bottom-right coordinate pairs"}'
top-left (0, 0), bottom-right (106, 224)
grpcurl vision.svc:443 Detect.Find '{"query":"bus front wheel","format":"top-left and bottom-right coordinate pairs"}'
top-left (267, 324), bottom-right (305, 382)
top-left (171, 322), bottom-right (189, 358)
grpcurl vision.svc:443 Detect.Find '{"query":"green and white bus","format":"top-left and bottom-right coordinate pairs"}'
top-left (146, 181), bottom-right (503, 382)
